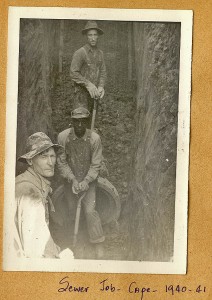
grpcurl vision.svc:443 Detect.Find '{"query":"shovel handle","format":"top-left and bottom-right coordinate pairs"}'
top-left (91, 99), bottom-right (98, 132)
top-left (73, 193), bottom-right (86, 247)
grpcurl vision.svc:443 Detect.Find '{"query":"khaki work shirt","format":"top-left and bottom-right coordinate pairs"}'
top-left (57, 128), bottom-right (102, 183)
top-left (70, 43), bottom-right (107, 88)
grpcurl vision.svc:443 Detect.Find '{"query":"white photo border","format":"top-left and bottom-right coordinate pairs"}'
top-left (3, 7), bottom-right (193, 274)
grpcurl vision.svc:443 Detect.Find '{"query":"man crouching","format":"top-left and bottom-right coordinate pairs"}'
top-left (57, 107), bottom-right (105, 259)
top-left (14, 132), bottom-right (74, 259)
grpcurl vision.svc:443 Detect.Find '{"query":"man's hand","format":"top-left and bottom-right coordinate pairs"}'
top-left (79, 180), bottom-right (89, 192)
top-left (59, 248), bottom-right (74, 260)
top-left (72, 178), bottom-right (80, 194)
top-left (87, 82), bottom-right (100, 99)
top-left (97, 86), bottom-right (105, 99)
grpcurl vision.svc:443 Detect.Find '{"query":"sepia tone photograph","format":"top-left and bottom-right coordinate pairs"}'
top-left (3, 7), bottom-right (192, 274)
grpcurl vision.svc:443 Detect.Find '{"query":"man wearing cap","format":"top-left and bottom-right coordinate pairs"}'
top-left (14, 132), bottom-right (74, 259)
top-left (70, 20), bottom-right (106, 112)
top-left (57, 107), bottom-right (105, 258)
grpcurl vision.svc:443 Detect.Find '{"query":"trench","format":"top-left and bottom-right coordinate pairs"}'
top-left (17, 19), bottom-right (180, 261)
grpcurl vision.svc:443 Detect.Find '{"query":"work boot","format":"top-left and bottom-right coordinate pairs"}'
top-left (95, 243), bottom-right (104, 259)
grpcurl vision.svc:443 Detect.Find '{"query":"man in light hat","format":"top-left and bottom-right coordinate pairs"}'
top-left (13, 132), bottom-right (74, 259)
top-left (57, 107), bottom-right (105, 258)
top-left (70, 20), bottom-right (107, 112)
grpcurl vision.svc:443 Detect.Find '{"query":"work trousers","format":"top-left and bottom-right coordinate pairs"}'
top-left (73, 85), bottom-right (94, 113)
top-left (64, 181), bottom-right (105, 244)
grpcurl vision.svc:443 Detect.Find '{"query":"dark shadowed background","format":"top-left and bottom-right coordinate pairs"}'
top-left (16, 19), bottom-right (180, 261)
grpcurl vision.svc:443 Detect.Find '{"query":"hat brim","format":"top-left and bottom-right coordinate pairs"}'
top-left (71, 114), bottom-right (89, 119)
top-left (18, 143), bottom-right (63, 164)
top-left (82, 28), bottom-right (104, 35)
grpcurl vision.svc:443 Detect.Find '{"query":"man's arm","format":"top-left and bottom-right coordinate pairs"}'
top-left (70, 48), bottom-right (90, 87)
top-left (70, 48), bottom-right (99, 99)
top-left (98, 50), bottom-right (107, 88)
top-left (18, 195), bottom-right (59, 258)
top-left (84, 132), bottom-right (102, 184)
top-left (57, 131), bottom-right (75, 183)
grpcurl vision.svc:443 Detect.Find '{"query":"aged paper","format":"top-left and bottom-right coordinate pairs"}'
top-left (3, 7), bottom-right (193, 275)
top-left (1, 1), bottom-right (212, 300)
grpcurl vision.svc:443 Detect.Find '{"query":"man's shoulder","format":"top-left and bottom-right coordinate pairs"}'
top-left (16, 170), bottom-right (33, 185)
top-left (15, 174), bottom-right (41, 200)
top-left (74, 46), bottom-right (87, 56)
top-left (58, 128), bottom-right (71, 136)
top-left (89, 130), bottom-right (101, 142)
top-left (58, 128), bottom-right (72, 144)
top-left (98, 48), bottom-right (104, 55)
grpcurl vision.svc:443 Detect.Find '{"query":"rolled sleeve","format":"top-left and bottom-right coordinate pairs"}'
top-left (70, 48), bottom-right (90, 87)
top-left (84, 133), bottom-right (102, 183)
top-left (98, 51), bottom-right (107, 88)
top-left (57, 131), bottom-right (75, 182)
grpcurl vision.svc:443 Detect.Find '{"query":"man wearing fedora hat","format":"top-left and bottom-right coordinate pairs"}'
top-left (13, 132), bottom-right (74, 259)
top-left (70, 20), bottom-right (107, 112)
top-left (57, 107), bottom-right (105, 259)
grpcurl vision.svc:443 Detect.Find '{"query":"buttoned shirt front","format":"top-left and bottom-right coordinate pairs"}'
top-left (70, 43), bottom-right (107, 88)
top-left (57, 128), bottom-right (102, 183)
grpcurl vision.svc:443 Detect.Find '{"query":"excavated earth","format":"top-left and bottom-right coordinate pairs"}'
top-left (17, 19), bottom-right (180, 261)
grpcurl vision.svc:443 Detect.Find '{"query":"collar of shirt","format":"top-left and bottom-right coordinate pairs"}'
top-left (84, 43), bottom-right (98, 53)
top-left (27, 167), bottom-right (52, 197)
top-left (72, 128), bottom-right (89, 141)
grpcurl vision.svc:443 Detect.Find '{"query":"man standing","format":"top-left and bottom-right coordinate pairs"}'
top-left (70, 20), bottom-right (107, 112)
top-left (14, 132), bottom-right (74, 259)
top-left (57, 107), bottom-right (105, 258)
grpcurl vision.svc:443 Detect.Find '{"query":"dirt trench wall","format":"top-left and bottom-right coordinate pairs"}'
top-left (16, 20), bottom-right (180, 261)
top-left (128, 23), bottom-right (181, 261)
top-left (16, 19), bottom-right (60, 174)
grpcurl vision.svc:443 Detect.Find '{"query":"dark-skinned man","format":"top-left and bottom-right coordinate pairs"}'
top-left (70, 20), bottom-right (106, 113)
top-left (57, 107), bottom-right (105, 259)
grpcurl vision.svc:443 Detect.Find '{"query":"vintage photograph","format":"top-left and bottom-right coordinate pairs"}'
top-left (3, 7), bottom-right (192, 273)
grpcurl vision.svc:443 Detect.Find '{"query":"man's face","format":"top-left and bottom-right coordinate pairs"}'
top-left (73, 118), bottom-right (87, 137)
top-left (87, 29), bottom-right (99, 47)
top-left (30, 147), bottom-right (56, 178)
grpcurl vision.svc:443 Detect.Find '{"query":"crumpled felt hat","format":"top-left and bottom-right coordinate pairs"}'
top-left (82, 20), bottom-right (104, 35)
top-left (18, 132), bottom-right (62, 163)
top-left (71, 107), bottom-right (90, 119)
